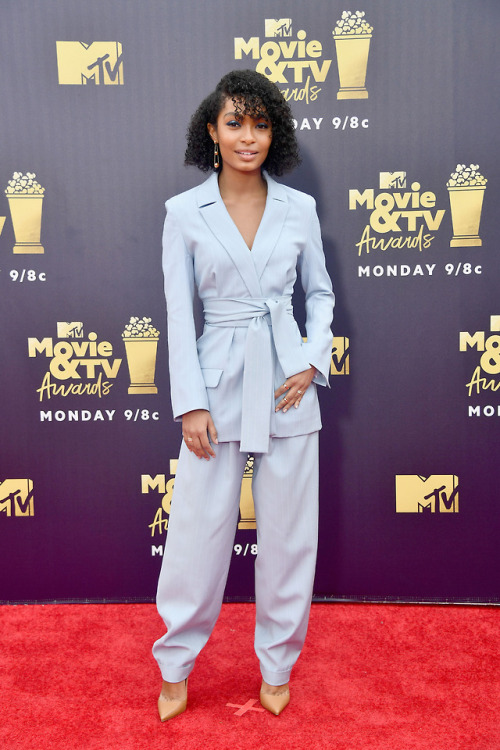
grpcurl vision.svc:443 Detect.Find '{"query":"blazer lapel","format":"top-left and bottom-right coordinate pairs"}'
top-left (251, 174), bottom-right (289, 281)
top-left (196, 173), bottom-right (262, 297)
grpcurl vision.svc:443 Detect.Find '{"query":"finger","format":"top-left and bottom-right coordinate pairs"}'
top-left (277, 386), bottom-right (307, 412)
top-left (184, 434), bottom-right (205, 459)
top-left (198, 431), bottom-right (216, 459)
top-left (192, 426), bottom-right (215, 460)
top-left (275, 395), bottom-right (291, 412)
top-left (274, 382), bottom-right (293, 400)
top-left (294, 389), bottom-right (304, 408)
top-left (207, 417), bottom-right (219, 446)
top-left (190, 438), bottom-right (203, 458)
top-left (277, 380), bottom-right (290, 396)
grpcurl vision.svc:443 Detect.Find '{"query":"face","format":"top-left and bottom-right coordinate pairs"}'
top-left (207, 97), bottom-right (272, 176)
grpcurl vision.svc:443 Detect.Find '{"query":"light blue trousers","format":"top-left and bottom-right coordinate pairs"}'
top-left (152, 432), bottom-right (319, 686)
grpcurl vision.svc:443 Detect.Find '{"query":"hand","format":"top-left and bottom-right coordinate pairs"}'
top-left (182, 409), bottom-right (218, 460)
top-left (274, 366), bottom-right (316, 413)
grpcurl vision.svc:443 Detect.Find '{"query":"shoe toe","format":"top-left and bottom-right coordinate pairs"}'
top-left (259, 685), bottom-right (290, 716)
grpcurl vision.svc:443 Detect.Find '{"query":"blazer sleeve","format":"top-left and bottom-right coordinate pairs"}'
top-left (297, 197), bottom-right (335, 387)
top-left (162, 202), bottom-right (209, 421)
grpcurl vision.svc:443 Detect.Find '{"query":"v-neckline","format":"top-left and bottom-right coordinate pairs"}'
top-left (197, 171), bottom-right (289, 296)
top-left (218, 177), bottom-right (269, 252)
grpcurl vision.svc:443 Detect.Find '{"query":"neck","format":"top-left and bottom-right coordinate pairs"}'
top-left (217, 167), bottom-right (267, 201)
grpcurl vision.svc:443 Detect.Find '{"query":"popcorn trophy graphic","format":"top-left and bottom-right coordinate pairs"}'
top-left (238, 455), bottom-right (256, 529)
top-left (5, 172), bottom-right (45, 253)
top-left (332, 11), bottom-right (373, 99)
top-left (122, 317), bottom-right (160, 394)
top-left (447, 164), bottom-right (487, 247)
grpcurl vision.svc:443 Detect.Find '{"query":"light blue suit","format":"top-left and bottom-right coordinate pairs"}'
top-left (153, 171), bottom-right (334, 685)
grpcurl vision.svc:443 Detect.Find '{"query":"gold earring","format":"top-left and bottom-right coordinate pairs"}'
top-left (213, 142), bottom-right (220, 169)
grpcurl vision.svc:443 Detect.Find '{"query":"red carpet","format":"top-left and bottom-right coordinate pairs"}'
top-left (1, 602), bottom-right (498, 750)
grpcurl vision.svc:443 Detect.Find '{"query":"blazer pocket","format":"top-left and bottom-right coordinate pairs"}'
top-left (201, 368), bottom-right (223, 388)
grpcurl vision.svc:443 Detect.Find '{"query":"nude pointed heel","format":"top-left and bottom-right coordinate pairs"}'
top-left (259, 682), bottom-right (290, 716)
top-left (158, 678), bottom-right (188, 722)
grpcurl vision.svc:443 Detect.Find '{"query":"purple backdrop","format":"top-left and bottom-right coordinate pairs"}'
top-left (1, 0), bottom-right (499, 604)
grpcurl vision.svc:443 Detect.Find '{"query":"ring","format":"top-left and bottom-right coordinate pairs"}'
top-left (186, 437), bottom-right (193, 442)
top-left (297, 390), bottom-right (303, 395)
top-left (283, 382), bottom-right (288, 389)
top-left (283, 397), bottom-right (288, 403)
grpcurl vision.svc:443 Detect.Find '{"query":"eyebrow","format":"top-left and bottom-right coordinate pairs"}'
top-left (222, 111), bottom-right (269, 121)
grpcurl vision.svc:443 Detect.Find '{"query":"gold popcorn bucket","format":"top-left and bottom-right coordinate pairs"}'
top-left (333, 34), bottom-right (371, 99)
top-left (123, 337), bottom-right (159, 394)
top-left (238, 458), bottom-right (256, 529)
top-left (447, 185), bottom-right (486, 247)
top-left (7, 195), bottom-right (44, 253)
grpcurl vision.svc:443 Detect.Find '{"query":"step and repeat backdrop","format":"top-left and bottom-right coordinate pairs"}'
top-left (1, 0), bottom-right (498, 604)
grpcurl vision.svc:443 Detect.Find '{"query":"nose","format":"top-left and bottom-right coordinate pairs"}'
top-left (240, 124), bottom-right (255, 143)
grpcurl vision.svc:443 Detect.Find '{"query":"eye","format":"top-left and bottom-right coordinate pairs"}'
top-left (225, 119), bottom-right (241, 128)
top-left (256, 122), bottom-right (270, 130)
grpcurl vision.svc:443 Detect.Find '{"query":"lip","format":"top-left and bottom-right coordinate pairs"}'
top-left (235, 150), bottom-right (258, 160)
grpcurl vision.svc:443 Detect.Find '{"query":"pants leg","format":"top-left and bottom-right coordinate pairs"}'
top-left (252, 432), bottom-right (319, 686)
top-left (152, 441), bottom-right (247, 682)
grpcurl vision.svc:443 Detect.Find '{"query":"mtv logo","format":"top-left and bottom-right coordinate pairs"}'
top-left (380, 172), bottom-right (406, 190)
top-left (395, 475), bottom-right (459, 514)
top-left (57, 322), bottom-right (83, 339)
top-left (331, 337), bottom-right (350, 375)
top-left (56, 42), bottom-right (123, 85)
top-left (265, 18), bottom-right (292, 37)
top-left (0, 480), bottom-right (34, 517)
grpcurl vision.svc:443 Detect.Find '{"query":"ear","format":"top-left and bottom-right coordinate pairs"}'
top-left (207, 123), bottom-right (217, 143)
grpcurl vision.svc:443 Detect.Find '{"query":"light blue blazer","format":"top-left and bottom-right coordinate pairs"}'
top-left (162, 171), bottom-right (335, 453)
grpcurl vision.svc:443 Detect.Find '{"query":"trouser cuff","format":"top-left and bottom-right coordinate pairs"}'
top-left (260, 666), bottom-right (292, 686)
top-left (158, 664), bottom-right (193, 683)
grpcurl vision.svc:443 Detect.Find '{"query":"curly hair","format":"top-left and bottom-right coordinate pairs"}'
top-left (184, 69), bottom-right (300, 176)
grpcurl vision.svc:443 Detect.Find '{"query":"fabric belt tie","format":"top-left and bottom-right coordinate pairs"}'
top-left (203, 296), bottom-right (308, 453)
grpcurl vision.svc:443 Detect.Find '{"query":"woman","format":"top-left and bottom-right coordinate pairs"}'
top-left (153, 69), bottom-right (334, 720)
